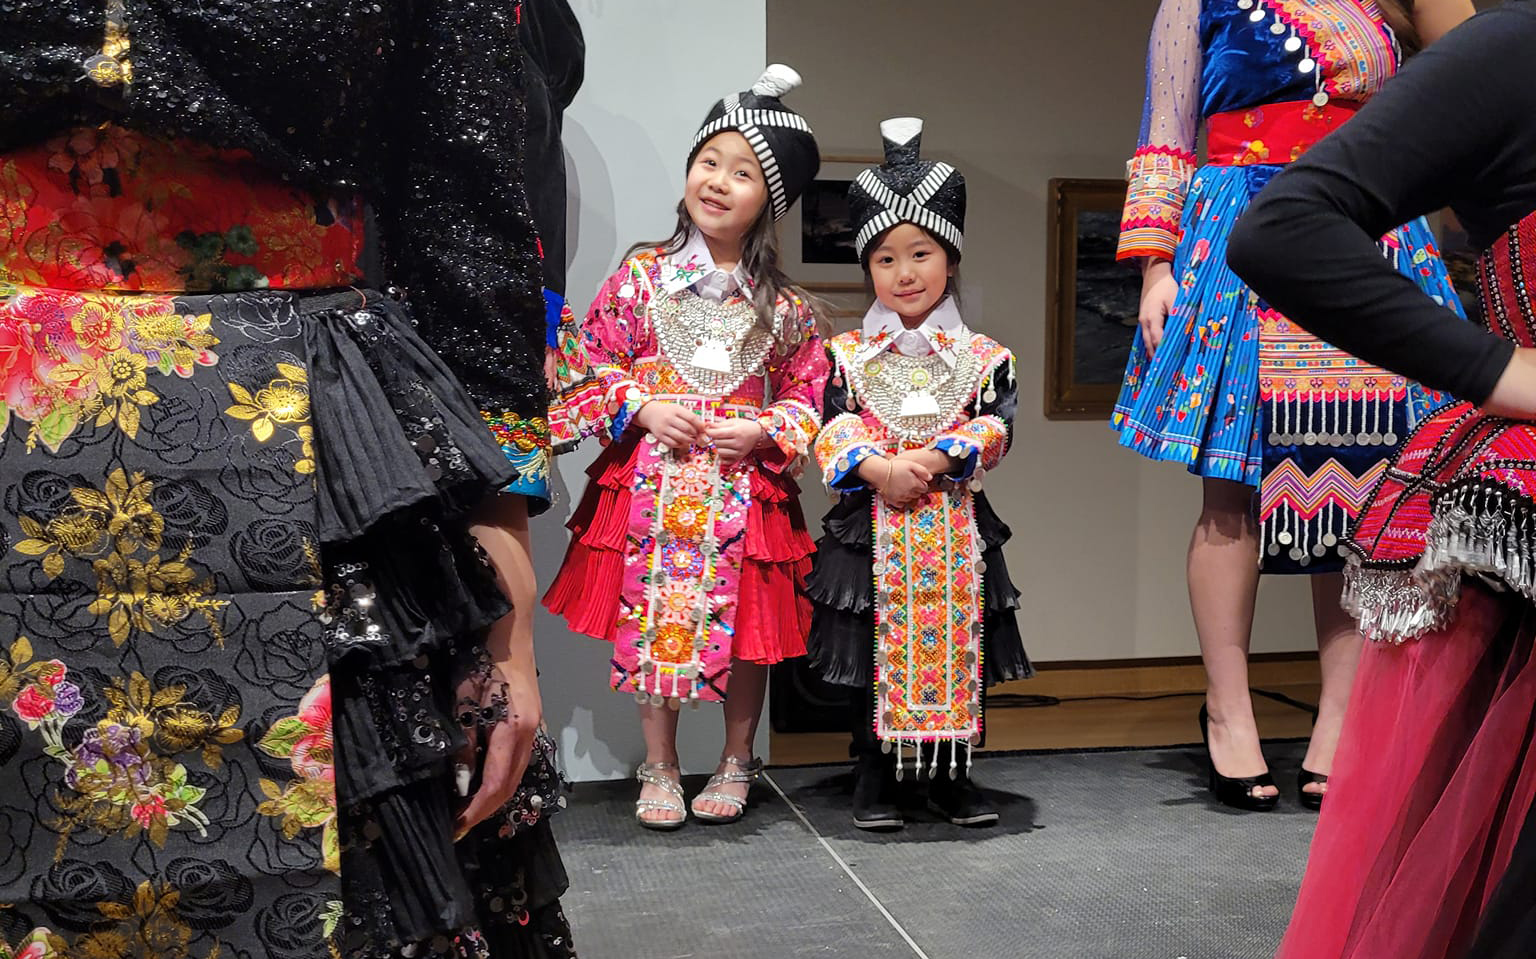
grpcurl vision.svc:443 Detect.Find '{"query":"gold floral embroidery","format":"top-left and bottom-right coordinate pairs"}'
top-left (12, 468), bottom-right (227, 645)
top-left (103, 672), bottom-right (243, 769)
top-left (86, 882), bottom-right (218, 959)
top-left (1, 887), bottom-right (226, 959)
top-left (50, 349), bottom-right (157, 439)
top-left (225, 364), bottom-right (317, 477)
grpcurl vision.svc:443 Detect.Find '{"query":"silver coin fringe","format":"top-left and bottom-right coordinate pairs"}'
top-left (1343, 481), bottom-right (1536, 644)
top-left (881, 737), bottom-right (974, 781)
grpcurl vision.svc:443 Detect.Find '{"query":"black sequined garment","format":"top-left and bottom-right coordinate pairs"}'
top-left (0, 0), bottom-right (550, 420)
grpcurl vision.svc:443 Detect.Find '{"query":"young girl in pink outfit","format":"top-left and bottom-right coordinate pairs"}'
top-left (544, 65), bottom-right (826, 829)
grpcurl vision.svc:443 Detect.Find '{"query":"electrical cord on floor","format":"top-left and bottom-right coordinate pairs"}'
top-left (987, 687), bottom-right (1319, 718)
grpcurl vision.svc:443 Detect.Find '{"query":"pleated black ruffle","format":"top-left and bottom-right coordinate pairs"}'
top-left (298, 290), bottom-right (572, 958)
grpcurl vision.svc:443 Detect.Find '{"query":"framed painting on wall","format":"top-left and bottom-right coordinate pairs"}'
top-left (1044, 177), bottom-right (1142, 420)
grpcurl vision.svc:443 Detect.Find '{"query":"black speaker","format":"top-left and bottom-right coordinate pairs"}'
top-left (769, 659), bottom-right (850, 733)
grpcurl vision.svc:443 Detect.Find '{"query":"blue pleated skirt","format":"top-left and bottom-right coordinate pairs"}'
top-left (1110, 162), bottom-right (1458, 486)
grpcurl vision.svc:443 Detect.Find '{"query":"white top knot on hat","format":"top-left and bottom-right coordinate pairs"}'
top-left (880, 116), bottom-right (923, 147)
top-left (751, 63), bottom-right (803, 98)
top-left (688, 63), bottom-right (820, 221)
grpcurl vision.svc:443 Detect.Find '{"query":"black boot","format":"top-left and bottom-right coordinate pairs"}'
top-left (852, 751), bottom-right (903, 830)
top-left (849, 685), bottom-right (903, 830)
top-left (927, 766), bottom-right (998, 827)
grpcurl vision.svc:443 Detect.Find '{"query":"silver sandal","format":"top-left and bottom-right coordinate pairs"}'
top-left (634, 761), bottom-right (687, 831)
top-left (691, 755), bottom-right (763, 824)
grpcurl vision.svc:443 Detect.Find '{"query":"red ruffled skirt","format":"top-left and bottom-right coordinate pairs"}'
top-left (1276, 581), bottom-right (1536, 959)
top-left (543, 434), bottom-right (813, 665)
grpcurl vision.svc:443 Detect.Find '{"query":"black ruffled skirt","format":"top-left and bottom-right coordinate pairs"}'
top-left (804, 489), bottom-right (1032, 690)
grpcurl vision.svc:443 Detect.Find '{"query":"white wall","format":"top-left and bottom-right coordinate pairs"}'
top-left (533, 0), bottom-right (770, 782)
top-left (766, 0), bottom-right (1316, 662)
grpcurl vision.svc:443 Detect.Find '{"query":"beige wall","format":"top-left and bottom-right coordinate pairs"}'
top-left (768, 0), bottom-right (1318, 662)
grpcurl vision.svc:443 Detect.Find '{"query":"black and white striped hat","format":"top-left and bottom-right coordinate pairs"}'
top-left (688, 64), bottom-right (820, 221)
top-left (849, 117), bottom-right (965, 261)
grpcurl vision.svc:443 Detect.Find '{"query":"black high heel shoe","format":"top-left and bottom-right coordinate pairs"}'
top-left (1198, 705), bottom-right (1279, 812)
top-left (1297, 768), bottom-right (1328, 811)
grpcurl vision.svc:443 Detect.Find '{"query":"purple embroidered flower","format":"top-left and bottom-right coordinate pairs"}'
top-left (66, 723), bottom-right (148, 790)
top-left (51, 681), bottom-right (84, 718)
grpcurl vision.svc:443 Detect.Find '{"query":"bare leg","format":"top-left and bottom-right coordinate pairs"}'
top-left (1305, 572), bottom-right (1364, 797)
top-left (636, 702), bottom-right (684, 823)
top-left (693, 659), bottom-right (767, 817)
top-left (1190, 477), bottom-right (1277, 799)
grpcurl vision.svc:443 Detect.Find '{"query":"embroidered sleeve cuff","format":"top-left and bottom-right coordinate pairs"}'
top-left (936, 416), bottom-right (1010, 473)
top-left (548, 311), bottom-right (607, 454)
top-left (1118, 146), bottom-right (1197, 262)
top-left (756, 400), bottom-right (821, 473)
top-left (814, 412), bottom-right (879, 490)
top-left (932, 437), bottom-right (980, 480)
top-left (828, 444), bottom-right (882, 491)
top-left (605, 379), bottom-right (651, 441)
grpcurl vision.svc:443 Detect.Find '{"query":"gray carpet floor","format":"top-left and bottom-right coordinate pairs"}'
top-left (554, 743), bottom-right (1317, 959)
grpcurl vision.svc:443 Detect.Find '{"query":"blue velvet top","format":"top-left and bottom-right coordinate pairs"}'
top-left (1118, 1), bottom-right (1403, 259)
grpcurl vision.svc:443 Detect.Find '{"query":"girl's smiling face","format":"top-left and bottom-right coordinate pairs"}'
top-left (867, 223), bottom-right (954, 327)
top-left (683, 132), bottom-right (768, 255)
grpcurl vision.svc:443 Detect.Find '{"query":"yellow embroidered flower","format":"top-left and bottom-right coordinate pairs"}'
top-left (1235, 139), bottom-right (1271, 166)
top-left (295, 424), bottom-right (317, 475)
top-left (69, 299), bottom-right (126, 352)
top-left (225, 363), bottom-right (310, 442)
top-left (47, 510), bottom-right (107, 553)
top-left (50, 349), bottom-right (159, 438)
top-left (14, 508), bottom-right (106, 579)
top-left (103, 672), bottom-right (243, 767)
top-left (99, 350), bottom-right (148, 397)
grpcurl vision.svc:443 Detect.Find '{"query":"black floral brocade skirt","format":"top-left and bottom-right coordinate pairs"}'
top-left (0, 289), bottom-right (575, 959)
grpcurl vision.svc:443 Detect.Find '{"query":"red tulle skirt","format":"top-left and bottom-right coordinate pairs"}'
top-left (543, 435), bottom-right (813, 665)
top-left (1276, 581), bottom-right (1536, 959)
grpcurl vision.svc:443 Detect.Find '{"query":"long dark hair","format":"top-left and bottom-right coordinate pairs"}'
top-left (625, 201), bottom-right (819, 342)
top-left (1377, 0), bottom-right (1421, 56)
